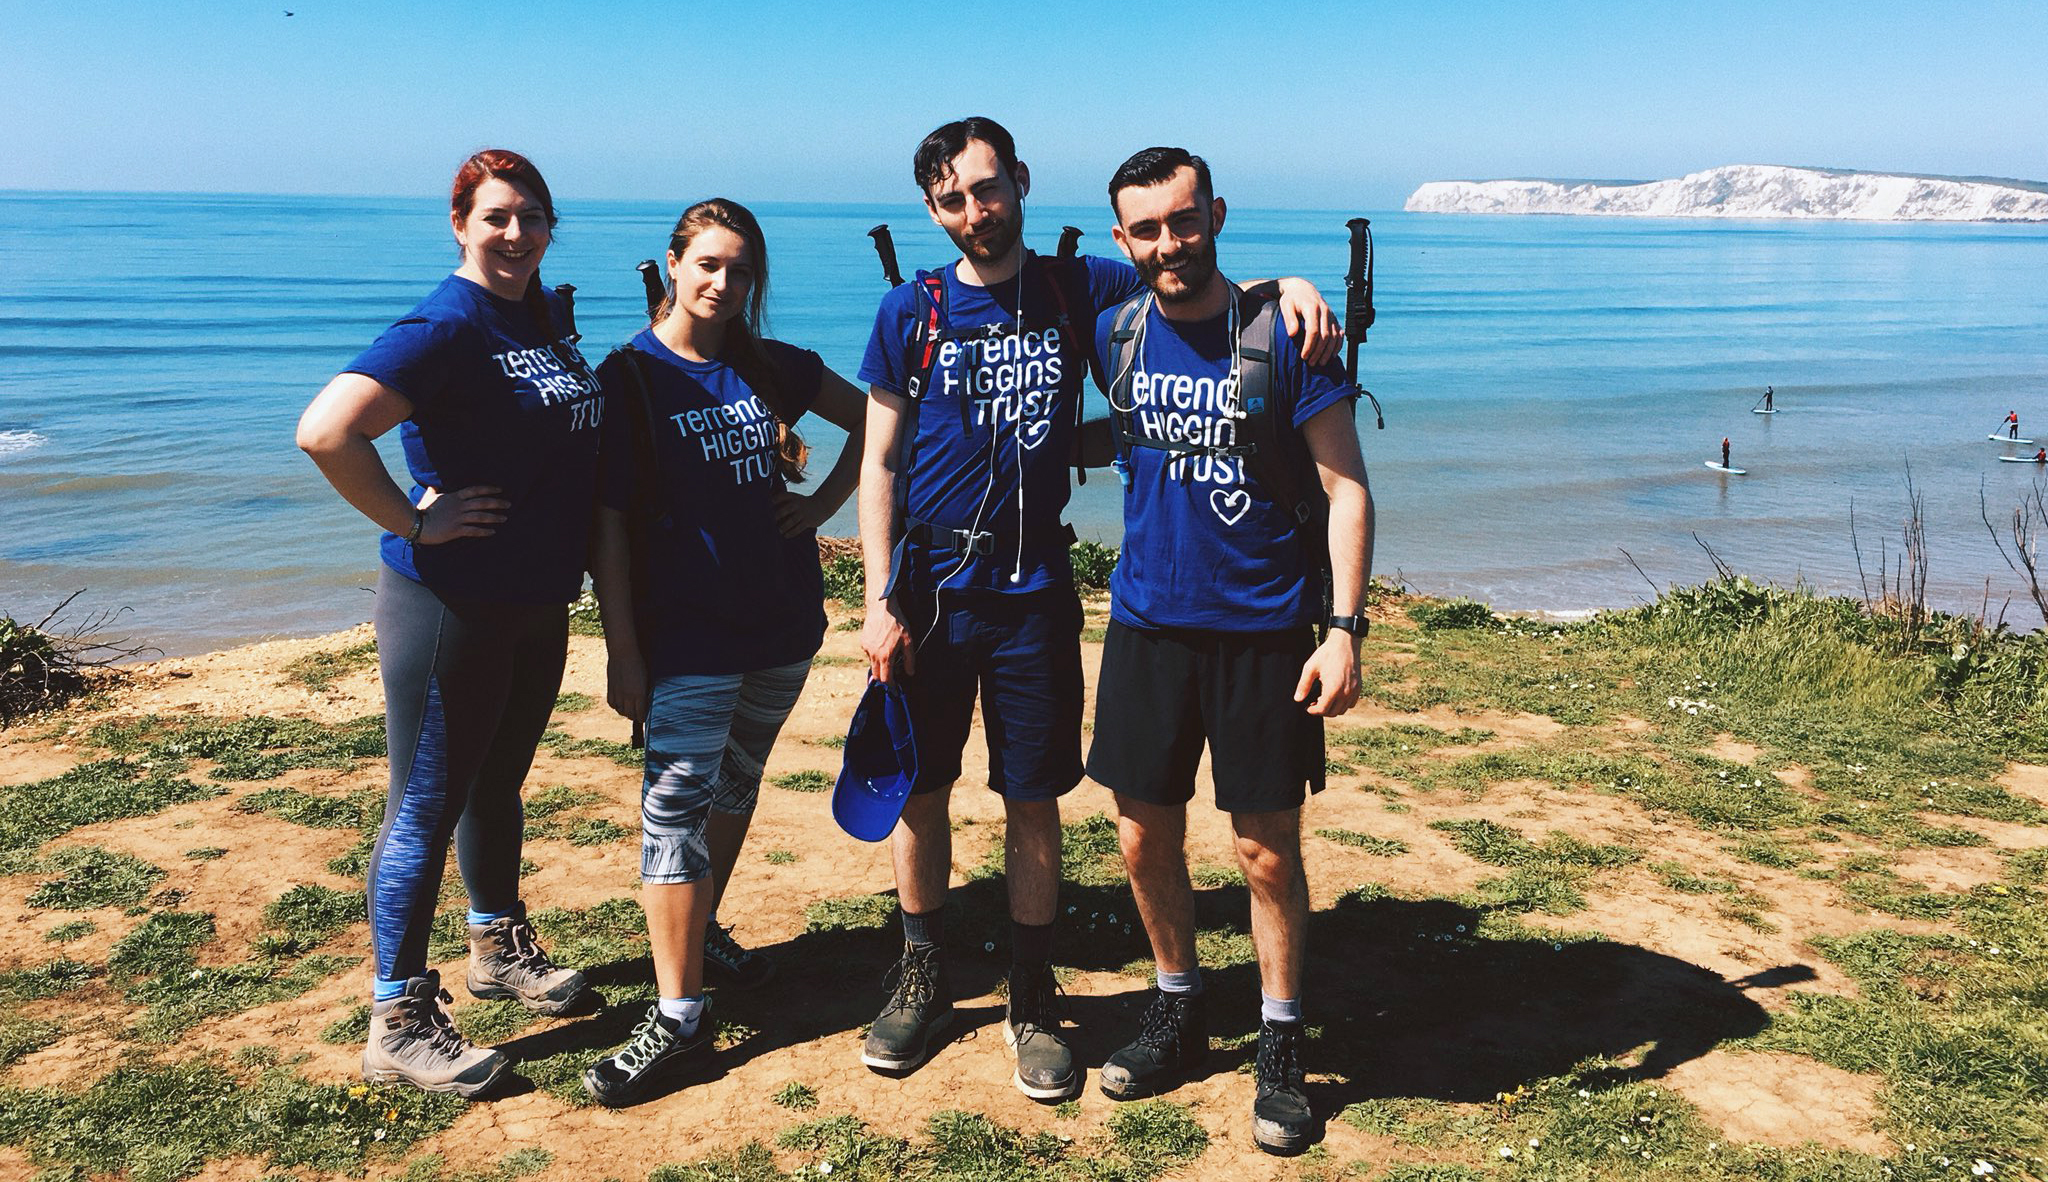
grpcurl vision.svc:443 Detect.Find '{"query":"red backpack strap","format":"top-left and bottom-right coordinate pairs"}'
top-left (906, 271), bottom-right (948, 399)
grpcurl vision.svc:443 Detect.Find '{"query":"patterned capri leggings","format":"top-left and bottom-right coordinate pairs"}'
top-left (640, 660), bottom-right (811, 884)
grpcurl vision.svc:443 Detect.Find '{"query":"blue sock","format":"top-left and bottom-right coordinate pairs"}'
top-left (1157, 967), bottom-right (1203, 995)
top-left (1261, 992), bottom-right (1302, 1024)
top-left (466, 907), bottom-right (514, 926)
top-left (372, 977), bottom-right (408, 1002)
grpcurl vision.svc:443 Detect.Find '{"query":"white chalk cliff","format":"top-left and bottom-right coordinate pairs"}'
top-left (1405, 165), bottom-right (2048, 222)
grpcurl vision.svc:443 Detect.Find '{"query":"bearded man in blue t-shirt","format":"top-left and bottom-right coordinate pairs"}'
top-left (855, 117), bottom-right (1341, 1103)
top-left (1083, 147), bottom-right (1375, 1156)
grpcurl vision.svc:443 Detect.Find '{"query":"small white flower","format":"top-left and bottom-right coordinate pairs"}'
top-left (1499, 1146), bottom-right (1515, 1158)
top-left (1528, 1137), bottom-right (1541, 1148)
top-left (819, 1162), bottom-right (834, 1176)
top-left (984, 942), bottom-right (996, 952)
top-left (1972, 1162), bottom-right (1994, 1177)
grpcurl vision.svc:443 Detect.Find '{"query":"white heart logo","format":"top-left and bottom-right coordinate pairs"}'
top-left (1209, 487), bottom-right (1251, 526)
top-left (1019, 416), bottom-right (1052, 451)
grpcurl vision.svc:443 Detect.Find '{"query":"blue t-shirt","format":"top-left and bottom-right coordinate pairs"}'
top-left (597, 330), bottom-right (828, 677)
top-left (346, 274), bottom-right (602, 604)
top-left (858, 253), bottom-right (1142, 593)
top-left (1095, 296), bottom-right (1356, 632)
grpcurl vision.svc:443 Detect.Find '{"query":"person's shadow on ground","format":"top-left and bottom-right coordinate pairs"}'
top-left (495, 875), bottom-right (1810, 1112)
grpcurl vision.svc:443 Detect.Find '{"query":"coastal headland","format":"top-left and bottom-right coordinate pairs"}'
top-left (4, 571), bottom-right (2046, 1178)
top-left (1406, 164), bottom-right (2048, 221)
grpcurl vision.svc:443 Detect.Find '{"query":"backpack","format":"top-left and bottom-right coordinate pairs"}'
top-left (1102, 287), bottom-right (1334, 626)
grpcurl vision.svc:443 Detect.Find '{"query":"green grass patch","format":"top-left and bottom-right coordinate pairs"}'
top-left (553, 691), bottom-right (596, 713)
top-left (1314, 828), bottom-right (1410, 856)
top-left (539, 728), bottom-right (642, 766)
top-left (811, 733), bottom-right (846, 749)
top-left (279, 640), bottom-right (376, 692)
top-left (258, 883), bottom-right (365, 954)
top-left (89, 713), bottom-right (388, 782)
top-left (0, 958), bottom-right (97, 1003)
top-left (27, 845), bottom-right (166, 910)
top-left (803, 892), bottom-right (897, 934)
top-left (127, 954), bottom-right (360, 1043)
top-left (0, 1017), bottom-right (62, 1069)
top-left (234, 785), bottom-right (367, 829)
top-left (183, 846), bottom-right (227, 861)
top-left (1188, 862), bottom-right (1243, 888)
top-left (764, 849), bottom-right (798, 865)
top-left (109, 910), bottom-right (217, 981)
top-left (822, 550), bottom-right (866, 606)
top-left (772, 1081), bottom-right (818, 1110)
top-left (773, 769), bottom-right (832, 793)
top-left (320, 1003), bottom-right (371, 1045)
top-left (42, 919), bottom-right (95, 943)
top-left (0, 758), bottom-right (221, 858)
top-left (1428, 819), bottom-right (1639, 917)
top-left (0, 1055), bottom-right (463, 1180)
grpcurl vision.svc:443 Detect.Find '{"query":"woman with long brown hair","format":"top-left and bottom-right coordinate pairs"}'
top-left (581, 198), bottom-right (864, 1106)
top-left (298, 149), bottom-right (597, 1097)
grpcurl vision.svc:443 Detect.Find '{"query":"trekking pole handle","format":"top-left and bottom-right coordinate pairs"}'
top-left (635, 260), bottom-right (666, 320)
top-left (1058, 225), bottom-right (1083, 260)
top-left (869, 225), bottom-right (905, 288)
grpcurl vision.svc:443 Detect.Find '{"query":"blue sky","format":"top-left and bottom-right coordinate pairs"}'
top-left (5, 1), bottom-right (2044, 209)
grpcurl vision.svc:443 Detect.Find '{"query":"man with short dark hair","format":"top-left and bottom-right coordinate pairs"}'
top-left (855, 118), bottom-right (1340, 1103)
top-left (1085, 146), bottom-right (1374, 1155)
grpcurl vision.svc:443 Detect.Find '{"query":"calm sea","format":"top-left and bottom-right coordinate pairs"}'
top-left (3, 192), bottom-right (2047, 656)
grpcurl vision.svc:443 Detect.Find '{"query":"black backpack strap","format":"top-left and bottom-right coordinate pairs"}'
top-left (1232, 290), bottom-right (1333, 628)
top-left (1104, 292), bottom-right (1152, 488)
top-left (883, 271), bottom-right (950, 599)
top-left (1035, 255), bottom-right (1102, 487)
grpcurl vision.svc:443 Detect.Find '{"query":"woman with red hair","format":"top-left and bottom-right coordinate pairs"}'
top-left (298, 150), bottom-right (599, 1097)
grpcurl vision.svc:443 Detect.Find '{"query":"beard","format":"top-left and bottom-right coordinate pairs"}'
top-left (1135, 235), bottom-right (1220, 306)
top-left (948, 207), bottom-right (1023, 263)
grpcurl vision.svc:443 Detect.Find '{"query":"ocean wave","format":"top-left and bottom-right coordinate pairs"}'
top-left (0, 429), bottom-right (49, 459)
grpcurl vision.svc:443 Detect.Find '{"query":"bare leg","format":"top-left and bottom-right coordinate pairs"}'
top-left (643, 879), bottom-right (715, 1001)
top-left (1231, 808), bottom-right (1307, 999)
top-left (705, 809), bottom-right (752, 914)
top-left (892, 784), bottom-right (955, 915)
top-left (1116, 794), bottom-right (1198, 975)
top-left (1004, 797), bottom-right (1062, 926)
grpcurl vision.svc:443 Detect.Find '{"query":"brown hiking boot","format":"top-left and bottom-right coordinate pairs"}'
top-left (465, 903), bottom-right (588, 1014)
top-left (361, 971), bottom-right (507, 1097)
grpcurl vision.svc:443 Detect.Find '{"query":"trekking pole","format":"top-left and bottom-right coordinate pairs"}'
top-left (1344, 217), bottom-right (1385, 429)
top-left (868, 225), bottom-right (905, 288)
top-left (635, 260), bottom-right (666, 320)
top-left (1057, 225), bottom-right (1083, 260)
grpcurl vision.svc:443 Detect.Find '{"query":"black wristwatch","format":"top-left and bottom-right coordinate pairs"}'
top-left (1327, 613), bottom-right (1369, 639)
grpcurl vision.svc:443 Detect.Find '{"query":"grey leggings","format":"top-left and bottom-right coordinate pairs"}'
top-left (367, 566), bottom-right (567, 983)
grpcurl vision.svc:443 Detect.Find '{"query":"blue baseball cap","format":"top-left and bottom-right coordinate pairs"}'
top-left (833, 680), bottom-right (919, 842)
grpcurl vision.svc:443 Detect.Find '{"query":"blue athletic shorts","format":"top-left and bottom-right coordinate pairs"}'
top-left (898, 587), bottom-right (1084, 801)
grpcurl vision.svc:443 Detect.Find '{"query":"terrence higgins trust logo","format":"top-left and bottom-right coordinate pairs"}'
top-left (934, 326), bottom-right (1064, 451)
top-left (1128, 366), bottom-right (1251, 526)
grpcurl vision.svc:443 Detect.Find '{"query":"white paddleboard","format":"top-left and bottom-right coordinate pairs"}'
top-left (1989, 434), bottom-right (2036, 444)
top-left (1998, 455), bottom-right (2046, 464)
top-left (1753, 408), bottom-right (1777, 415)
top-left (1705, 461), bottom-right (1747, 475)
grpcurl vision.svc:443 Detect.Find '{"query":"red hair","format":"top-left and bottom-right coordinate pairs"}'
top-left (452, 148), bottom-right (557, 228)
top-left (449, 149), bottom-right (560, 339)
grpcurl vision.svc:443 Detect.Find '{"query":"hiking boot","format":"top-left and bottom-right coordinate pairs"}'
top-left (581, 998), bottom-right (717, 1108)
top-left (466, 903), bottom-right (588, 1014)
top-left (361, 971), bottom-right (507, 1097)
top-left (1252, 1018), bottom-right (1314, 1155)
top-left (1004, 962), bottom-right (1079, 1101)
top-left (703, 921), bottom-right (776, 988)
top-left (1099, 988), bottom-right (1207, 1100)
top-left (861, 942), bottom-right (951, 1072)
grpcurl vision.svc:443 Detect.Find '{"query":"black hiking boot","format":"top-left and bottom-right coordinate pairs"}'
top-left (1005, 961), bottom-right (1079, 1101)
top-left (1099, 988), bottom-right (1206, 1099)
top-left (1251, 1018), bottom-right (1314, 1155)
top-left (861, 942), bottom-right (951, 1072)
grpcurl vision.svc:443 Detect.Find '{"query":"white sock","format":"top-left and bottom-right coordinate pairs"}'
top-left (1261, 991), bottom-right (1302, 1024)
top-left (657, 995), bottom-right (703, 1035)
